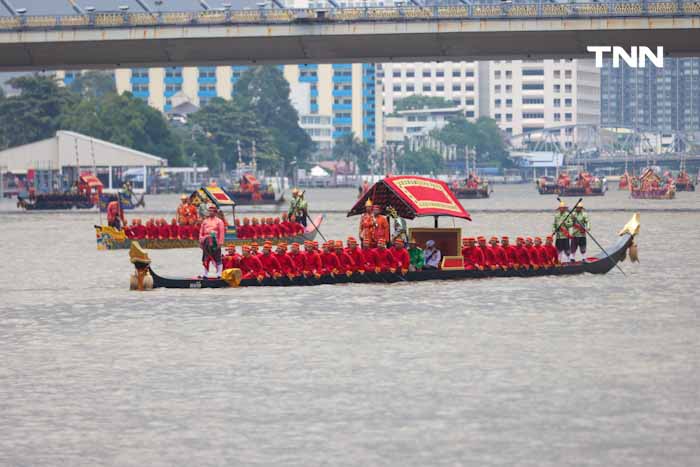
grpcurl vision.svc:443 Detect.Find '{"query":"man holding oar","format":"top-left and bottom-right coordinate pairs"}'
top-left (570, 202), bottom-right (591, 262)
top-left (553, 199), bottom-right (574, 263)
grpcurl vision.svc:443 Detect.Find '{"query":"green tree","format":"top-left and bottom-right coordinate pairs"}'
top-left (332, 132), bottom-right (371, 173)
top-left (187, 97), bottom-right (277, 171)
top-left (61, 92), bottom-right (184, 165)
top-left (234, 66), bottom-right (314, 174)
top-left (0, 75), bottom-right (78, 149)
top-left (68, 71), bottom-right (116, 99)
top-left (399, 147), bottom-right (443, 174)
top-left (394, 94), bottom-right (454, 112)
top-left (435, 116), bottom-right (511, 167)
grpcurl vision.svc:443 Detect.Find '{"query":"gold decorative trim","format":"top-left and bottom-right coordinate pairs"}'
top-left (618, 213), bottom-right (641, 237)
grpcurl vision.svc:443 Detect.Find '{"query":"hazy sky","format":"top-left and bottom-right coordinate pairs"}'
top-left (0, 0), bottom-right (259, 16)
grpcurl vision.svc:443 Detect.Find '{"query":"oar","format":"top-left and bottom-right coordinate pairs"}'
top-left (305, 212), bottom-right (327, 243)
top-left (577, 225), bottom-right (626, 276)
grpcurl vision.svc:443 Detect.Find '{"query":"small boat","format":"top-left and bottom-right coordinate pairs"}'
top-left (451, 173), bottom-right (490, 199)
top-left (228, 174), bottom-right (285, 206)
top-left (128, 176), bottom-right (640, 290)
top-left (537, 172), bottom-right (606, 196)
top-left (675, 171), bottom-right (695, 192)
top-left (96, 185), bottom-right (322, 250)
top-left (17, 174), bottom-right (102, 210)
top-left (629, 168), bottom-right (676, 200)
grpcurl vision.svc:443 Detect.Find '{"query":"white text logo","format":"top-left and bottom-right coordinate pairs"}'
top-left (587, 46), bottom-right (664, 68)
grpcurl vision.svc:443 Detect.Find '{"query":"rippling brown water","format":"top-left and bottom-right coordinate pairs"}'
top-left (1, 185), bottom-right (698, 466)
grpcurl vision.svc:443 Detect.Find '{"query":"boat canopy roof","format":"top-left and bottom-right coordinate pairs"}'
top-left (348, 176), bottom-right (471, 221)
top-left (192, 185), bottom-right (236, 208)
top-left (79, 173), bottom-right (103, 188)
top-left (241, 174), bottom-right (260, 186)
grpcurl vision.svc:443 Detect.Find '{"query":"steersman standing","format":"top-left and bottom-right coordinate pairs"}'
top-left (552, 200), bottom-right (573, 263)
top-left (570, 202), bottom-right (590, 262)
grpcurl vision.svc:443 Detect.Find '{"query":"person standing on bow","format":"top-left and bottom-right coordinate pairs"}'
top-left (553, 200), bottom-right (573, 263)
top-left (288, 188), bottom-right (308, 227)
top-left (359, 199), bottom-right (375, 245)
top-left (570, 202), bottom-right (590, 262)
top-left (199, 205), bottom-right (226, 278)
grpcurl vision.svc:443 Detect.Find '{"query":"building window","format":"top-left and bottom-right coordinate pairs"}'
top-left (392, 71), bottom-right (401, 77)
top-left (452, 70), bottom-right (461, 77)
top-left (565, 70), bottom-right (572, 79)
top-left (495, 113), bottom-right (502, 120)
top-left (165, 68), bottom-right (182, 79)
top-left (452, 84), bottom-right (461, 91)
top-left (495, 71), bottom-right (501, 79)
top-left (522, 84), bottom-right (544, 90)
top-left (565, 113), bottom-right (572, 121)
top-left (523, 112), bottom-right (544, 119)
top-left (132, 68), bottom-right (149, 79)
top-left (406, 84), bottom-right (415, 92)
top-left (495, 85), bottom-right (501, 93)
top-left (506, 113), bottom-right (512, 122)
top-left (393, 85), bottom-right (401, 92)
top-left (554, 113), bottom-right (561, 121)
top-left (553, 98), bottom-right (561, 107)
top-left (523, 98), bottom-right (544, 105)
top-left (132, 83), bottom-right (148, 93)
top-left (436, 70), bottom-right (445, 78)
top-left (554, 84), bottom-right (561, 93)
top-left (554, 70), bottom-right (561, 79)
top-left (565, 98), bottom-right (572, 107)
top-left (506, 71), bottom-right (512, 79)
top-left (436, 84), bottom-right (444, 92)
top-left (464, 85), bottom-right (474, 91)
top-left (465, 71), bottom-right (474, 77)
top-left (422, 70), bottom-right (431, 78)
top-left (505, 85), bottom-right (512, 92)
top-left (565, 84), bottom-right (572, 93)
top-left (465, 99), bottom-right (474, 106)
top-left (406, 70), bottom-right (415, 77)
top-left (506, 99), bottom-right (512, 107)
top-left (466, 111), bottom-right (475, 117)
top-left (495, 99), bottom-right (501, 107)
top-left (423, 84), bottom-right (431, 92)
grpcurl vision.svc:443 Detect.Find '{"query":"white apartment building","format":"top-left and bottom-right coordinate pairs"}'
top-left (480, 59), bottom-right (600, 148)
top-left (380, 62), bottom-right (480, 117)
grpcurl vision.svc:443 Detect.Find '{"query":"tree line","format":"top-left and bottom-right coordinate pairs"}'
top-left (0, 68), bottom-right (314, 176)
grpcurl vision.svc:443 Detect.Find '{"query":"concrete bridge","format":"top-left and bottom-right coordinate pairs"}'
top-left (1, 2), bottom-right (700, 70)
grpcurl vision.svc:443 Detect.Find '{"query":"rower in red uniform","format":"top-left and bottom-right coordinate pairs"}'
top-left (372, 205), bottom-right (390, 247)
top-left (390, 238), bottom-right (410, 273)
top-left (477, 236), bottom-right (495, 269)
top-left (489, 236), bottom-right (506, 270)
top-left (250, 218), bottom-right (261, 238)
top-left (222, 245), bottom-right (241, 270)
top-left (532, 237), bottom-right (548, 268)
top-left (146, 219), bottom-right (159, 239)
top-left (302, 241), bottom-right (322, 278)
top-left (334, 240), bottom-right (355, 275)
top-left (275, 242), bottom-right (297, 279)
top-left (515, 237), bottom-right (532, 270)
top-left (191, 221), bottom-right (201, 240)
top-left (524, 237), bottom-right (542, 269)
top-left (158, 218), bottom-right (170, 239)
top-left (237, 218), bottom-right (250, 239)
top-left (320, 241), bottom-right (340, 276)
top-left (272, 218), bottom-right (283, 238)
top-left (250, 241), bottom-right (260, 256)
top-left (462, 237), bottom-right (484, 270)
top-left (289, 242), bottom-right (306, 274)
top-left (373, 241), bottom-right (397, 273)
top-left (543, 236), bottom-right (560, 266)
top-left (259, 241), bottom-right (282, 278)
top-left (345, 237), bottom-right (366, 273)
top-left (239, 246), bottom-right (265, 281)
top-left (169, 218), bottom-right (179, 239)
top-left (124, 219), bottom-right (136, 238)
top-left (178, 220), bottom-right (190, 240)
top-left (279, 213), bottom-right (292, 236)
top-left (362, 240), bottom-right (379, 272)
top-left (501, 236), bottom-right (518, 269)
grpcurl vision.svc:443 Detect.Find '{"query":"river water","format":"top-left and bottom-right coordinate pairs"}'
top-left (1, 185), bottom-right (698, 466)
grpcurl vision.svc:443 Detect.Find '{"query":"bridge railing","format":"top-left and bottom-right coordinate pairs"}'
top-left (0, 2), bottom-right (697, 32)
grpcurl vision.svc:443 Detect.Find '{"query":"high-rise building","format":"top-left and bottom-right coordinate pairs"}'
top-left (100, 63), bottom-right (382, 154)
top-left (600, 57), bottom-right (700, 132)
top-left (479, 59), bottom-right (600, 148)
top-left (380, 61), bottom-right (480, 117)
